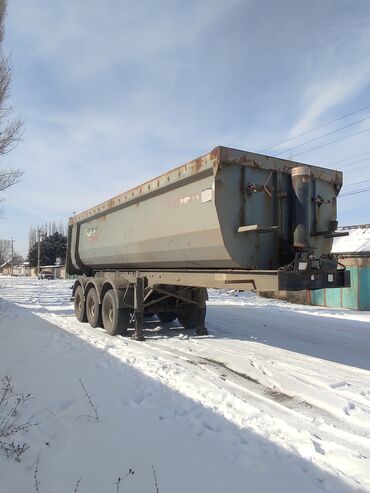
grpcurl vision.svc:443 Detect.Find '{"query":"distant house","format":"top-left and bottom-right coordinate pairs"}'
top-left (0, 260), bottom-right (31, 277)
top-left (0, 259), bottom-right (12, 275)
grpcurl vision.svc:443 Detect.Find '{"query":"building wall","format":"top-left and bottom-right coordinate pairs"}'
top-left (310, 257), bottom-right (370, 311)
top-left (0, 265), bottom-right (31, 276)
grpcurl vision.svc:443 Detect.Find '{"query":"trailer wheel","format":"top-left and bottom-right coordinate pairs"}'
top-left (178, 302), bottom-right (206, 329)
top-left (157, 311), bottom-right (177, 323)
top-left (74, 285), bottom-right (87, 323)
top-left (102, 290), bottom-right (131, 336)
top-left (86, 288), bottom-right (102, 328)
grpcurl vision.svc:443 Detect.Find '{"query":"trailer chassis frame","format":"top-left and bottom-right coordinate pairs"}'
top-left (72, 256), bottom-right (350, 340)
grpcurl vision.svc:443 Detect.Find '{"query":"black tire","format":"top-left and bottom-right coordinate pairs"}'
top-left (102, 290), bottom-right (131, 336)
top-left (178, 303), bottom-right (206, 329)
top-left (157, 311), bottom-right (177, 323)
top-left (86, 288), bottom-right (102, 328)
top-left (74, 285), bottom-right (87, 323)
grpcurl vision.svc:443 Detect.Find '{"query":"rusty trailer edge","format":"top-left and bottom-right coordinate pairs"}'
top-left (69, 146), bottom-right (342, 226)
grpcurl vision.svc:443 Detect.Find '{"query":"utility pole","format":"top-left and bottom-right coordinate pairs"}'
top-left (37, 227), bottom-right (43, 276)
top-left (10, 237), bottom-right (14, 276)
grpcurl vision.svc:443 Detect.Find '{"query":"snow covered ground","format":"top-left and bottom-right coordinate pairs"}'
top-left (0, 276), bottom-right (369, 492)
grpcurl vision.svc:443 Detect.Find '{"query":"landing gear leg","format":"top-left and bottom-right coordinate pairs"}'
top-left (196, 289), bottom-right (208, 336)
top-left (196, 303), bottom-right (208, 336)
top-left (132, 276), bottom-right (145, 341)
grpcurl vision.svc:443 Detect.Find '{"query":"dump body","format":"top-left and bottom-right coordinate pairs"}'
top-left (67, 146), bottom-right (342, 276)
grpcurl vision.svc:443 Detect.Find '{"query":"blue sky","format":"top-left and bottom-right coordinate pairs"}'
top-left (1, 0), bottom-right (370, 256)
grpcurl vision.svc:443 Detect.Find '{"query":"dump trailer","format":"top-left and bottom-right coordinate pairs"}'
top-left (67, 146), bottom-right (350, 340)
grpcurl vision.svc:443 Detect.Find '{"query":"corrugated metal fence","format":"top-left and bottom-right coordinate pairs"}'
top-left (310, 257), bottom-right (370, 310)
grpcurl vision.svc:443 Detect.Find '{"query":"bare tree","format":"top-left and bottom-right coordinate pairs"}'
top-left (29, 226), bottom-right (36, 249)
top-left (58, 220), bottom-right (65, 236)
top-left (0, 0), bottom-right (23, 194)
top-left (0, 168), bottom-right (23, 193)
top-left (12, 252), bottom-right (23, 264)
top-left (0, 238), bottom-right (10, 264)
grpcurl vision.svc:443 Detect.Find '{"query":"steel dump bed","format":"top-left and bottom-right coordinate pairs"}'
top-left (67, 146), bottom-right (342, 274)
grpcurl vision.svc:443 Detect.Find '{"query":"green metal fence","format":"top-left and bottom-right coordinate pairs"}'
top-left (310, 258), bottom-right (370, 311)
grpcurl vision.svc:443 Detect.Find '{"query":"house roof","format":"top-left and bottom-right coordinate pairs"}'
top-left (332, 224), bottom-right (370, 254)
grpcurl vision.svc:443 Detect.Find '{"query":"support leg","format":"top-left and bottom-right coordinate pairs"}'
top-left (196, 289), bottom-right (208, 336)
top-left (196, 303), bottom-right (208, 336)
top-left (132, 276), bottom-right (145, 341)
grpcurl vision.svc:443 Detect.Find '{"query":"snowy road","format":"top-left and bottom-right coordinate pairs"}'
top-left (0, 277), bottom-right (369, 492)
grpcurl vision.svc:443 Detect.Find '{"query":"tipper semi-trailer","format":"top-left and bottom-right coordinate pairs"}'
top-left (67, 146), bottom-right (350, 340)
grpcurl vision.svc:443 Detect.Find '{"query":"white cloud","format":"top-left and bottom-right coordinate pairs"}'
top-left (289, 23), bottom-right (370, 137)
top-left (9, 0), bottom-right (242, 81)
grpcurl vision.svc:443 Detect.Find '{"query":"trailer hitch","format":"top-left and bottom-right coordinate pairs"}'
top-left (278, 254), bottom-right (350, 291)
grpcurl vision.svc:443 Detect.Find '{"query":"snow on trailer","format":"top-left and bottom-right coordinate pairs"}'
top-left (67, 146), bottom-right (349, 339)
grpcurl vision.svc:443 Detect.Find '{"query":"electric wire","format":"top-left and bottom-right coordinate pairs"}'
top-left (340, 156), bottom-right (370, 168)
top-left (342, 178), bottom-right (370, 188)
top-left (273, 115), bottom-right (370, 157)
top-left (288, 126), bottom-right (370, 159)
top-left (346, 163), bottom-right (370, 174)
top-left (340, 186), bottom-right (370, 197)
top-left (255, 102), bottom-right (370, 197)
top-left (328, 150), bottom-right (370, 165)
top-left (258, 103), bottom-right (370, 153)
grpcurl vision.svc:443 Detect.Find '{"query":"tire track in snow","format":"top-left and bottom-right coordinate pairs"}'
top-left (145, 341), bottom-right (370, 458)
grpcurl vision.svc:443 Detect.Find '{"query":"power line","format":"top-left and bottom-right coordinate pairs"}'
top-left (274, 115), bottom-right (370, 157)
top-left (340, 156), bottom-right (370, 168)
top-left (328, 150), bottom-right (370, 165)
top-left (307, 151), bottom-right (370, 169)
top-left (289, 126), bottom-right (370, 159)
top-left (341, 186), bottom-right (370, 197)
top-left (346, 163), bottom-right (370, 174)
top-left (342, 178), bottom-right (370, 188)
top-left (258, 103), bottom-right (370, 153)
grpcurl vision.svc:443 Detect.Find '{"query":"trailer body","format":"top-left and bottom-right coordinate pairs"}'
top-left (67, 146), bottom-right (349, 339)
top-left (68, 146), bottom-right (342, 273)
